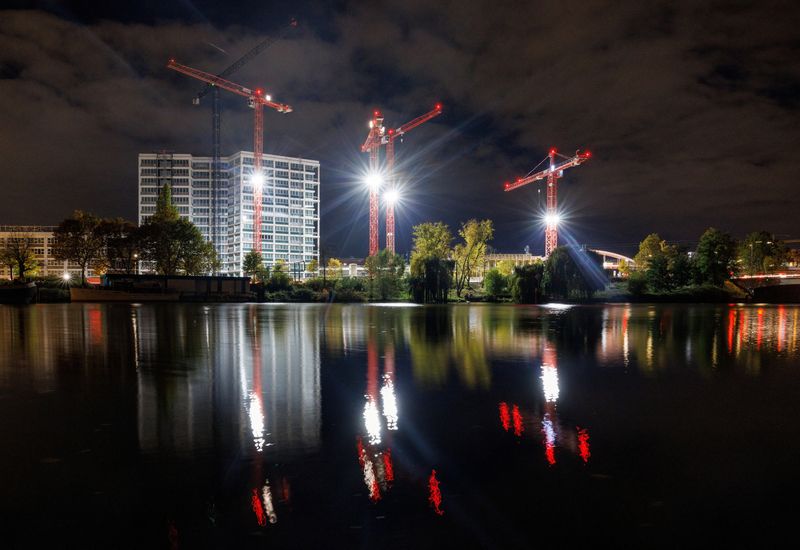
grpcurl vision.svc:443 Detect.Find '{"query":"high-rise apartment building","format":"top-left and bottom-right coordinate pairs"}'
top-left (138, 151), bottom-right (320, 276)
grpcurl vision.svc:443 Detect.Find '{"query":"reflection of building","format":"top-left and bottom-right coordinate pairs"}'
top-left (138, 151), bottom-right (320, 276)
top-left (136, 305), bottom-right (321, 456)
top-left (0, 225), bottom-right (93, 280)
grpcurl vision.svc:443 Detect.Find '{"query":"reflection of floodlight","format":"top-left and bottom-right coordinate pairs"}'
top-left (384, 189), bottom-right (400, 205)
top-left (365, 173), bottom-right (383, 190)
top-left (544, 213), bottom-right (560, 226)
top-left (251, 172), bottom-right (265, 188)
top-left (62, 272), bottom-right (71, 281)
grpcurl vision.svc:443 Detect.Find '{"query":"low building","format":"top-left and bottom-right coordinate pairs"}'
top-left (484, 253), bottom-right (544, 273)
top-left (0, 225), bottom-right (87, 280)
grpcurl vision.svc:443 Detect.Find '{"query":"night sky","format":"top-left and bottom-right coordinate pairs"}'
top-left (1, 0), bottom-right (799, 257)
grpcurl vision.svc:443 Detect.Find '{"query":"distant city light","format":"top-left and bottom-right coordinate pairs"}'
top-left (543, 212), bottom-right (561, 226)
top-left (365, 172), bottom-right (383, 190)
top-left (251, 172), bottom-right (265, 188)
top-left (384, 189), bottom-right (400, 205)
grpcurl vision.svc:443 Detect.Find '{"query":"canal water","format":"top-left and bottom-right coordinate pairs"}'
top-left (1, 303), bottom-right (800, 548)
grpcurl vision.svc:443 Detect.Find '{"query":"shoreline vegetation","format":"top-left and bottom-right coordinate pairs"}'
top-left (2, 187), bottom-right (797, 305)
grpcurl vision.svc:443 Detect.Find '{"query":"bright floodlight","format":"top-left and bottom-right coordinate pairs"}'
top-left (62, 272), bottom-right (71, 281)
top-left (251, 172), bottom-right (265, 188)
top-left (544, 213), bottom-right (560, 226)
top-left (365, 172), bottom-right (383, 190)
top-left (384, 189), bottom-right (400, 205)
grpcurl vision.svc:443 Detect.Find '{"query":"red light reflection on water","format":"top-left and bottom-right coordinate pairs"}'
top-left (88, 307), bottom-right (103, 346)
top-left (428, 469), bottom-right (444, 515)
top-left (512, 405), bottom-right (524, 436)
top-left (542, 414), bottom-right (556, 465)
top-left (383, 449), bottom-right (394, 482)
top-left (727, 309), bottom-right (736, 354)
top-left (577, 427), bottom-right (591, 463)
top-left (498, 402), bottom-right (510, 431)
top-left (251, 488), bottom-right (266, 526)
top-left (757, 308), bottom-right (764, 350)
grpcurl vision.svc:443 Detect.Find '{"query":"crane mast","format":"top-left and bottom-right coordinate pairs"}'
top-left (383, 104), bottom-right (442, 253)
top-left (189, 19), bottom-right (297, 266)
top-left (503, 148), bottom-right (591, 256)
top-left (166, 59), bottom-right (292, 258)
top-left (361, 104), bottom-right (442, 255)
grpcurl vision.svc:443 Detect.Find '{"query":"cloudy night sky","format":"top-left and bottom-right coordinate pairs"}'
top-left (1, 0), bottom-right (799, 257)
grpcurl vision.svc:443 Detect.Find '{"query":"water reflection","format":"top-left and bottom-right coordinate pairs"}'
top-left (356, 319), bottom-right (397, 502)
top-left (3, 303), bottom-right (800, 544)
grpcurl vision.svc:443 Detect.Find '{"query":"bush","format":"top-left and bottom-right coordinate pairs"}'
top-left (289, 286), bottom-right (319, 302)
top-left (332, 288), bottom-right (365, 302)
top-left (483, 268), bottom-right (507, 300)
top-left (266, 290), bottom-right (291, 302)
top-left (336, 277), bottom-right (366, 293)
top-left (627, 271), bottom-right (647, 296)
top-left (303, 277), bottom-right (330, 292)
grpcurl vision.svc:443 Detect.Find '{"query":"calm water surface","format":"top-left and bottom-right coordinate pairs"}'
top-left (1, 303), bottom-right (800, 548)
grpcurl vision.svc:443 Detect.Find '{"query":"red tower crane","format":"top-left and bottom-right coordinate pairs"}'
top-left (360, 104), bottom-right (442, 256)
top-left (166, 59), bottom-right (292, 256)
top-left (361, 110), bottom-right (385, 257)
top-left (384, 104), bottom-right (442, 253)
top-left (503, 148), bottom-right (591, 256)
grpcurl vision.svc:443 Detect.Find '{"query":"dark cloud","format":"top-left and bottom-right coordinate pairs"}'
top-left (0, 1), bottom-right (798, 257)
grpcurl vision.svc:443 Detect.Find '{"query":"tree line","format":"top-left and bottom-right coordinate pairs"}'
top-left (629, 227), bottom-right (798, 295)
top-left (0, 184), bottom-right (218, 284)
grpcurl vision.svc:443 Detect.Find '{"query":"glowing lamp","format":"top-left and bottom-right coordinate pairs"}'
top-left (544, 213), bottom-right (560, 226)
top-left (549, 147), bottom-right (557, 155)
top-left (62, 272), bottom-right (71, 281)
top-left (365, 172), bottom-right (383, 190)
top-left (265, 94), bottom-right (272, 101)
top-left (251, 172), bottom-right (266, 188)
top-left (435, 103), bottom-right (442, 110)
top-left (384, 189), bottom-right (400, 205)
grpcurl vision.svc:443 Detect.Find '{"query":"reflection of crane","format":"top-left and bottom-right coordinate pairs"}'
top-left (191, 20), bottom-right (297, 252)
top-left (361, 104), bottom-right (442, 255)
top-left (167, 60), bottom-right (292, 255)
top-left (503, 148), bottom-right (591, 256)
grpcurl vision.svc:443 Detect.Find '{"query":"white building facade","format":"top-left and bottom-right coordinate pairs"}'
top-left (138, 151), bottom-right (320, 276)
top-left (0, 226), bottom-right (85, 280)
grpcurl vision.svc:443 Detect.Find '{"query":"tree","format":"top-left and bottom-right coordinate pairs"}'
top-left (483, 268), bottom-right (506, 300)
top-left (632, 233), bottom-right (692, 291)
top-left (327, 257), bottom-right (343, 279)
top-left (695, 227), bottom-right (737, 286)
top-left (738, 231), bottom-right (786, 275)
top-left (97, 218), bottom-right (141, 274)
top-left (410, 222), bottom-right (452, 277)
top-left (52, 211), bottom-right (105, 284)
top-left (633, 233), bottom-right (664, 271)
top-left (365, 249), bottom-right (405, 300)
top-left (267, 259), bottom-right (291, 291)
top-left (453, 219), bottom-right (494, 297)
top-left (409, 257), bottom-right (454, 303)
top-left (0, 231), bottom-right (39, 281)
top-left (510, 262), bottom-right (544, 303)
top-left (306, 258), bottom-right (318, 274)
top-left (543, 247), bottom-right (601, 300)
top-left (496, 260), bottom-right (515, 277)
top-left (243, 250), bottom-right (265, 282)
top-left (139, 185), bottom-right (218, 275)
